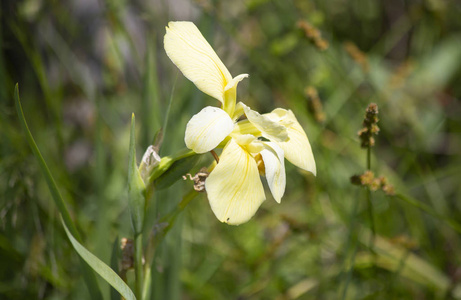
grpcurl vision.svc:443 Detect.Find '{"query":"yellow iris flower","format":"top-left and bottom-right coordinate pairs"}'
top-left (164, 21), bottom-right (316, 225)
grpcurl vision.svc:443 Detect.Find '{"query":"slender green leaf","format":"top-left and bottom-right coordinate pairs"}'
top-left (395, 193), bottom-right (461, 235)
top-left (62, 218), bottom-right (136, 300)
top-left (14, 84), bottom-right (102, 299)
top-left (128, 113), bottom-right (146, 235)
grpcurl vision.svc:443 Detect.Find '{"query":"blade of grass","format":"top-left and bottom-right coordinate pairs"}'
top-left (62, 218), bottom-right (136, 300)
top-left (14, 84), bottom-right (102, 299)
top-left (14, 84), bottom-right (79, 241)
top-left (394, 193), bottom-right (461, 235)
top-left (160, 72), bottom-right (178, 156)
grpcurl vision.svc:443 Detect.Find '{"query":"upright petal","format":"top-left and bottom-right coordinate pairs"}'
top-left (242, 103), bottom-right (289, 142)
top-left (206, 139), bottom-right (265, 225)
top-left (164, 21), bottom-right (232, 103)
top-left (223, 74), bottom-right (249, 116)
top-left (260, 142), bottom-right (286, 203)
top-left (265, 109), bottom-right (316, 175)
top-left (185, 106), bottom-right (234, 153)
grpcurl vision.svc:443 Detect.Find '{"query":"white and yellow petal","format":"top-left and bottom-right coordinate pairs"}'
top-left (232, 101), bottom-right (246, 121)
top-left (260, 142), bottom-right (286, 203)
top-left (185, 106), bottom-right (234, 153)
top-left (164, 21), bottom-right (232, 103)
top-left (265, 109), bottom-right (316, 175)
top-left (205, 139), bottom-right (265, 225)
top-left (242, 103), bottom-right (289, 142)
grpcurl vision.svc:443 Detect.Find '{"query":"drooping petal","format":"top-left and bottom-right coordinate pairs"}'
top-left (242, 103), bottom-right (289, 142)
top-left (224, 74), bottom-right (249, 92)
top-left (205, 139), bottom-right (265, 225)
top-left (265, 109), bottom-right (316, 175)
top-left (185, 106), bottom-right (234, 153)
top-left (260, 142), bottom-right (286, 203)
top-left (164, 21), bottom-right (232, 103)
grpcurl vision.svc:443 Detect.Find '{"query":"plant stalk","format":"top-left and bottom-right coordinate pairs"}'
top-left (366, 145), bottom-right (376, 251)
top-left (134, 233), bottom-right (143, 300)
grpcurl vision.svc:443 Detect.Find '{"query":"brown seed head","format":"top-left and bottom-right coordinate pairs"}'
top-left (359, 103), bottom-right (380, 148)
top-left (350, 172), bottom-right (395, 195)
top-left (305, 86), bottom-right (326, 123)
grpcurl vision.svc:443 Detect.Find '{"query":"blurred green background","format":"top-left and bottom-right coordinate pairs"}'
top-left (1, 0), bottom-right (461, 299)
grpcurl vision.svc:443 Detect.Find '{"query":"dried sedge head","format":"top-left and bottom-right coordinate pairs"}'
top-left (358, 103), bottom-right (380, 148)
top-left (344, 41), bottom-right (369, 73)
top-left (183, 167), bottom-right (209, 192)
top-left (297, 20), bottom-right (329, 51)
top-left (350, 171), bottom-right (395, 196)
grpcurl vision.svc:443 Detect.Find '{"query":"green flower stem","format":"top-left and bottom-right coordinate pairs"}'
top-left (366, 146), bottom-right (376, 252)
top-left (178, 188), bottom-right (199, 210)
top-left (144, 148), bottom-right (196, 203)
top-left (144, 188), bottom-right (198, 269)
top-left (134, 233), bottom-right (143, 300)
top-left (147, 149), bottom-right (196, 184)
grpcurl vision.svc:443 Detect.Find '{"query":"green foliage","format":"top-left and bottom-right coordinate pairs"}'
top-left (62, 219), bottom-right (136, 300)
top-left (1, 0), bottom-right (461, 299)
